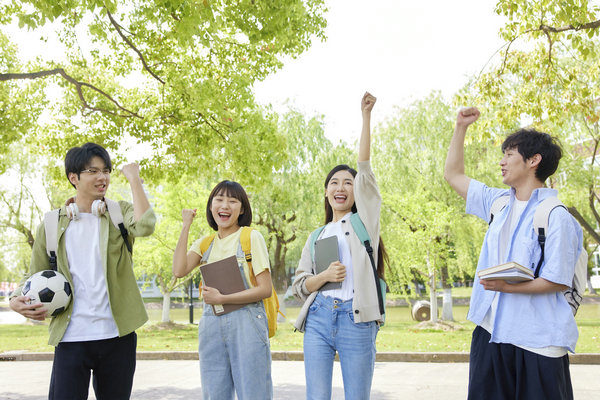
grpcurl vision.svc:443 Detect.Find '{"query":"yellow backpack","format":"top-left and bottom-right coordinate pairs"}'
top-left (199, 227), bottom-right (282, 338)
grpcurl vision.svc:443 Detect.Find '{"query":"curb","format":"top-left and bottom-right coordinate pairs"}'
top-left (2, 351), bottom-right (600, 364)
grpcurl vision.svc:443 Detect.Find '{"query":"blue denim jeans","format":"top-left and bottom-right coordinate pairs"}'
top-left (303, 293), bottom-right (379, 400)
top-left (198, 301), bottom-right (272, 400)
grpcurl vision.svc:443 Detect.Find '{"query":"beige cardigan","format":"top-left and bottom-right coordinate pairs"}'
top-left (292, 160), bottom-right (383, 332)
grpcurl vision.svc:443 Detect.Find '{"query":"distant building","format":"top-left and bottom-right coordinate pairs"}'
top-left (136, 275), bottom-right (200, 298)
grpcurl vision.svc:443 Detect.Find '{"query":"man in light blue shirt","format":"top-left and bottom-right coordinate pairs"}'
top-left (444, 107), bottom-right (583, 400)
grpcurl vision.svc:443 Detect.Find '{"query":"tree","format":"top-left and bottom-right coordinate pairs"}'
top-left (133, 175), bottom-right (211, 323)
top-left (0, 0), bottom-right (327, 181)
top-left (373, 93), bottom-right (497, 322)
top-left (251, 109), bottom-right (340, 292)
top-left (0, 31), bottom-right (47, 173)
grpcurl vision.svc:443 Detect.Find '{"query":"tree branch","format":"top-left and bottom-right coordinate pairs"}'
top-left (568, 206), bottom-right (600, 244)
top-left (151, 233), bottom-right (176, 252)
top-left (283, 232), bottom-right (296, 245)
top-left (0, 69), bottom-right (142, 118)
top-left (106, 9), bottom-right (165, 84)
top-left (496, 19), bottom-right (600, 77)
top-left (543, 28), bottom-right (554, 64)
top-left (498, 29), bottom-right (535, 75)
top-left (540, 19), bottom-right (600, 34)
top-left (196, 112), bottom-right (229, 141)
top-left (0, 219), bottom-right (34, 248)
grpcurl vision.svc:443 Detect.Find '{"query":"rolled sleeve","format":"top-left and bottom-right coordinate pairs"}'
top-left (466, 179), bottom-right (508, 221)
top-left (120, 201), bottom-right (156, 237)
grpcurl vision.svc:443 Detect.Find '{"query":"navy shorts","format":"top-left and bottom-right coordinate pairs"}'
top-left (468, 326), bottom-right (573, 400)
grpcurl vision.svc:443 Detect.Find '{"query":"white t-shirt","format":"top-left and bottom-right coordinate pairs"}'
top-left (320, 212), bottom-right (354, 301)
top-left (62, 213), bottom-right (119, 342)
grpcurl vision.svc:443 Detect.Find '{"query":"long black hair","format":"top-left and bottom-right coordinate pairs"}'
top-left (323, 164), bottom-right (389, 280)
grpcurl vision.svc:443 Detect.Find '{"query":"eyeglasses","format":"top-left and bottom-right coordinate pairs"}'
top-left (80, 168), bottom-right (111, 176)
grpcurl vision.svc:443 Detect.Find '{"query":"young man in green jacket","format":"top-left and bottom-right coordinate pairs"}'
top-left (9, 142), bottom-right (156, 400)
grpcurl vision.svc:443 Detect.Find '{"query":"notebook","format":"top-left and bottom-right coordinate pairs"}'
top-left (200, 255), bottom-right (247, 315)
top-left (478, 261), bottom-right (534, 283)
top-left (314, 235), bottom-right (342, 291)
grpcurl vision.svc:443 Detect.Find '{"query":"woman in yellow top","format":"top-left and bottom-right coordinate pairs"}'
top-left (173, 180), bottom-right (273, 400)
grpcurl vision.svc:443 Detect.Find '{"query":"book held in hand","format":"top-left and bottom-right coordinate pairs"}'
top-left (200, 255), bottom-right (248, 315)
top-left (314, 235), bottom-right (342, 291)
top-left (478, 261), bottom-right (534, 282)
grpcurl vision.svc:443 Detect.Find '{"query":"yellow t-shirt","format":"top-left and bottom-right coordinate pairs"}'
top-left (189, 228), bottom-right (270, 288)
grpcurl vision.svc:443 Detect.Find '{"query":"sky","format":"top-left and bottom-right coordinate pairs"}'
top-left (253, 0), bottom-right (505, 144)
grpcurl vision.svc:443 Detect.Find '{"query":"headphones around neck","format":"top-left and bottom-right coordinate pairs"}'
top-left (65, 199), bottom-right (106, 221)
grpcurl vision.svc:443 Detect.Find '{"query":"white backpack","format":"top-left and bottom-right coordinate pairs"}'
top-left (490, 195), bottom-right (588, 315)
top-left (44, 199), bottom-right (130, 269)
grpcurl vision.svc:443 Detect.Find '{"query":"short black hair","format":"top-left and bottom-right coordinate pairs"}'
top-left (323, 164), bottom-right (357, 224)
top-left (64, 143), bottom-right (112, 189)
top-left (206, 180), bottom-right (252, 231)
top-left (501, 128), bottom-right (562, 182)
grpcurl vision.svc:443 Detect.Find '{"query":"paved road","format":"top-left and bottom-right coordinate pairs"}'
top-left (1, 360), bottom-right (600, 400)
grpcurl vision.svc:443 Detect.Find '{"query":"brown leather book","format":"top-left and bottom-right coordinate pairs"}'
top-left (200, 255), bottom-right (248, 315)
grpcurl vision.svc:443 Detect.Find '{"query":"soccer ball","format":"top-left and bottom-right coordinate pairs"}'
top-left (22, 270), bottom-right (72, 317)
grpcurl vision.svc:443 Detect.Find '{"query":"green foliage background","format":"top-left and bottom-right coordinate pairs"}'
top-left (2, 0), bottom-right (600, 308)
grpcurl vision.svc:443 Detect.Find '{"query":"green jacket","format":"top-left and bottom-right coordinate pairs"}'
top-left (14, 201), bottom-right (156, 346)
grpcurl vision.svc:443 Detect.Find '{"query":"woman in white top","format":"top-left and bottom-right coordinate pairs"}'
top-left (292, 92), bottom-right (388, 400)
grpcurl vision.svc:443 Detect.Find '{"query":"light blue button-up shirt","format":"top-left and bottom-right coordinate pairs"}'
top-left (466, 179), bottom-right (582, 352)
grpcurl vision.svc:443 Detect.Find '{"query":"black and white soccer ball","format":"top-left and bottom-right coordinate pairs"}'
top-left (22, 270), bottom-right (72, 317)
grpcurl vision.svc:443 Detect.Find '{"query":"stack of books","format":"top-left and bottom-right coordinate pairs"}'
top-left (478, 261), bottom-right (534, 282)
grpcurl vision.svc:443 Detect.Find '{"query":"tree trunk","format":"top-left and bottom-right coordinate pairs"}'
top-left (441, 288), bottom-right (454, 321)
top-left (588, 276), bottom-right (597, 295)
top-left (271, 236), bottom-right (288, 292)
top-left (440, 265), bottom-right (454, 321)
top-left (427, 251), bottom-right (438, 323)
top-left (162, 292), bottom-right (171, 323)
top-left (277, 293), bottom-right (286, 322)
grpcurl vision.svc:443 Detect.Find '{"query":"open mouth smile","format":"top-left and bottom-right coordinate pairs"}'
top-left (334, 194), bottom-right (347, 203)
top-left (218, 212), bottom-right (231, 221)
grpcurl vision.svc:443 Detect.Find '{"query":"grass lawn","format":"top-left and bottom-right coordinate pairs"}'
top-left (2, 303), bottom-right (599, 353)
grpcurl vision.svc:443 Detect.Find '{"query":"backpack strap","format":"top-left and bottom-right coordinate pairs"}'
top-left (104, 198), bottom-right (132, 254)
top-left (199, 234), bottom-right (216, 264)
top-left (240, 227), bottom-right (257, 285)
top-left (532, 197), bottom-right (566, 277)
top-left (489, 195), bottom-right (510, 225)
top-left (44, 209), bottom-right (60, 271)
top-left (350, 213), bottom-right (371, 244)
top-left (350, 213), bottom-right (385, 316)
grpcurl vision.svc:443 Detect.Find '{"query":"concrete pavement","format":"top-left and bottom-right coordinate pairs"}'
top-left (1, 359), bottom-right (600, 400)
top-left (3, 301), bottom-right (600, 399)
